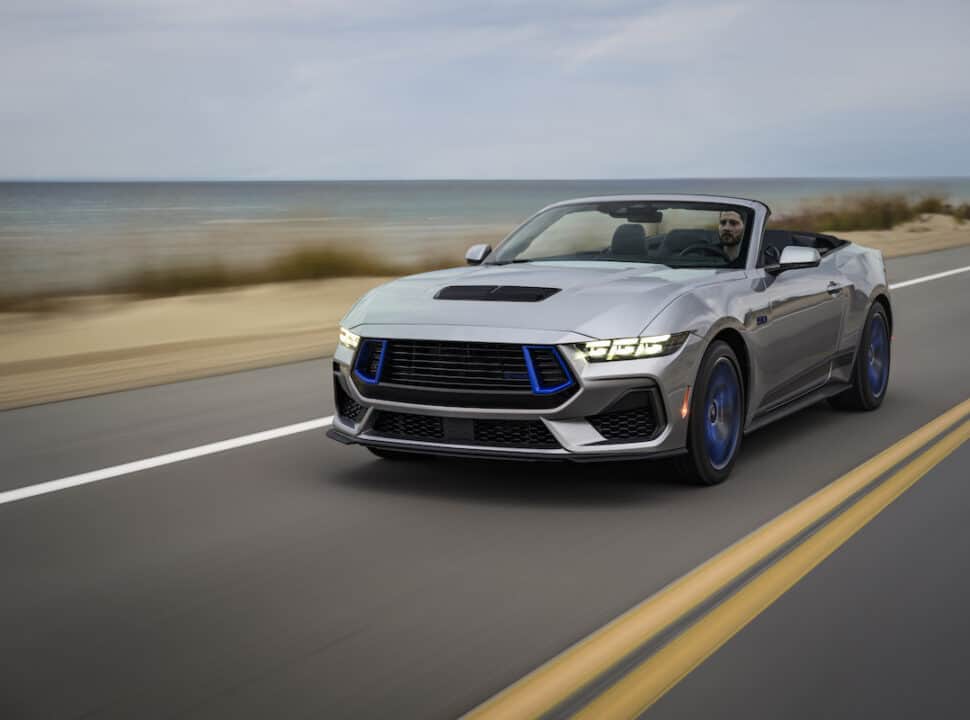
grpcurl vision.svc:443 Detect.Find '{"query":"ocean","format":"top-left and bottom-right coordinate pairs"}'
top-left (3, 178), bottom-right (969, 294)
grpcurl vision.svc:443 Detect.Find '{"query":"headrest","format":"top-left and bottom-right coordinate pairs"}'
top-left (664, 229), bottom-right (717, 253)
top-left (611, 223), bottom-right (647, 256)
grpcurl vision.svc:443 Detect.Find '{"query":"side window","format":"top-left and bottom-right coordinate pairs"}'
top-left (760, 230), bottom-right (789, 266)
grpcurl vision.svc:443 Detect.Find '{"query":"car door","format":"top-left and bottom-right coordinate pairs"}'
top-left (747, 250), bottom-right (851, 413)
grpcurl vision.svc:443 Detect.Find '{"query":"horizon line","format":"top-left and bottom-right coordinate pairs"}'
top-left (3, 175), bottom-right (970, 183)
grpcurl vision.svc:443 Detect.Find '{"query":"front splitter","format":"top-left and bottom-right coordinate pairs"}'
top-left (326, 427), bottom-right (685, 463)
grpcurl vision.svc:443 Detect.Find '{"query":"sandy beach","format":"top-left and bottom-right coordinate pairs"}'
top-left (0, 277), bottom-right (389, 409)
top-left (2, 214), bottom-right (968, 410)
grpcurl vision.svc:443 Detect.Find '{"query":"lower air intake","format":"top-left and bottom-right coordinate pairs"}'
top-left (370, 411), bottom-right (560, 449)
top-left (372, 411), bottom-right (444, 440)
top-left (473, 419), bottom-right (559, 448)
top-left (587, 389), bottom-right (664, 443)
top-left (334, 381), bottom-right (365, 424)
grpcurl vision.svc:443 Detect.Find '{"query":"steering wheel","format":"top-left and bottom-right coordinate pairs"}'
top-left (677, 243), bottom-right (729, 260)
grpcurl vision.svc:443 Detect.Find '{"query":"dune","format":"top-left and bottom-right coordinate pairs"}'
top-left (832, 213), bottom-right (970, 257)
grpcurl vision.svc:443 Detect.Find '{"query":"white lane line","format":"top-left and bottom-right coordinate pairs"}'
top-left (0, 416), bottom-right (333, 506)
top-left (890, 264), bottom-right (970, 289)
top-left (3, 262), bottom-right (969, 508)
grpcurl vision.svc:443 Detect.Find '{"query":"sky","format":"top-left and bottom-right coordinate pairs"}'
top-left (2, 0), bottom-right (968, 179)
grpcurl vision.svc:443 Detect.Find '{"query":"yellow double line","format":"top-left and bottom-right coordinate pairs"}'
top-left (465, 398), bottom-right (970, 720)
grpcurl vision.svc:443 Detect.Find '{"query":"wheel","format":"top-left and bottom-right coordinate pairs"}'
top-left (675, 340), bottom-right (744, 485)
top-left (366, 446), bottom-right (429, 461)
top-left (829, 303), bottom-right (891, 411)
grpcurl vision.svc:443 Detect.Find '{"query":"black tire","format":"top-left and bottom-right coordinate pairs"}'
top-left (828, 302), bottom-right (891, 411)
top-left (366, 446), bottom-right (429, 461)
top-left (675, 340), bottom-right (745, 486)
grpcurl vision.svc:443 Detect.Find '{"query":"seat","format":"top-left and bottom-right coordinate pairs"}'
top-left (610, 223), bottom-right (648, 257)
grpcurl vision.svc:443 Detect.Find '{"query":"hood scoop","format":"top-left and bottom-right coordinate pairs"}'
top-left (434, 285), bottom-right (561, 302)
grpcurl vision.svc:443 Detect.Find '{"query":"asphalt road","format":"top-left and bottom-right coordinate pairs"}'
top-left (2, 246), bottom-right (969, 719)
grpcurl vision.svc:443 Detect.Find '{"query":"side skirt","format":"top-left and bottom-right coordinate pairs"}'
top-left (745, 381), bottom-right (851, 434)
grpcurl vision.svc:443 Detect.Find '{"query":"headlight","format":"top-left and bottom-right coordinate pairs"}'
top-left (338, 326), bottom-right (360, 350)
top-left (574, 332), bottom-right (690, 361)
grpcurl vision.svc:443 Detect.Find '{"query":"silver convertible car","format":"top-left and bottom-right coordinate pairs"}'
top-left (327, 195), bottom-right (892, 484)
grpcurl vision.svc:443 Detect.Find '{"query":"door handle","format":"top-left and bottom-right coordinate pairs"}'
top-left (826, 281), bottom-right (843, 296)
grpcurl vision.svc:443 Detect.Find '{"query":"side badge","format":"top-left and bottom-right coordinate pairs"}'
top-left (756, 314), bottom-right (768, 326)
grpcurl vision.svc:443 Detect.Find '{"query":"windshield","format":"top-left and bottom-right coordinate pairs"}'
top-left (488, 201), bottom-right (754, 269)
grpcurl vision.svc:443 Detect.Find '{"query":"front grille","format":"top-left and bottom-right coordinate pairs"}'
top-left (372, 411), bottom-right (444, 440)
top-left (334, 381), bottom-right (365, 424)
top-left (383, 340), bottom-right (532, 391)
top-left (370, 411), bottom-right (560, 449)
top-left (354, 339), bottom-right (578, 409)
top-left (474, 419), bottom-right (559, 448)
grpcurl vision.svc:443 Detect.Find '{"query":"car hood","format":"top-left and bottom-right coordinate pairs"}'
top-left (342, 261), bottom-right (735, 340)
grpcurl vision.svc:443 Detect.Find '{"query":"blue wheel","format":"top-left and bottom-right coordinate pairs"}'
top-left (830, 302), bottom-right (891, 411)
top-left (703, 358), bottom-right (743, 471)
top-left (866, 312), bottom-right (889, 398)
top-left (677, 340), bottom-right (745, 485)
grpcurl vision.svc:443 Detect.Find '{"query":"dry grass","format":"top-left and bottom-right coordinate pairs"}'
top-left (1, 240), bottom-right (465, 311)
top-left (109, 246), bottom-right (461, 299)
top-left (770, 193), bottom-right (967, 232)
top-left (0, 292), bottom-right (76, 314)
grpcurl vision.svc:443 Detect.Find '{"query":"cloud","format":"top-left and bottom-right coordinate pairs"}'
top-left (570, 2), bottom-right (748, 66)
top-left (1, 0), bottom-right (968, 178)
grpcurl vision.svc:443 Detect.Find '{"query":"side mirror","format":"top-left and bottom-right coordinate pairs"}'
top-left (465, 243), bottom-right (492, 265)
top-left (766, 245), bottom-right (821, 275)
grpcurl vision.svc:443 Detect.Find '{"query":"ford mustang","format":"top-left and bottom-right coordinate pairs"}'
top-left (326, 194), bottom-right (892, 484)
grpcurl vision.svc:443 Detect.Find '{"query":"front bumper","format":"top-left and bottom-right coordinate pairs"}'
top-left (328, 333), bottom-right (703, 461)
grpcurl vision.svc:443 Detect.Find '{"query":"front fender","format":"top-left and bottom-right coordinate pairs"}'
top-left (641, 289), bottom-right (756, 425)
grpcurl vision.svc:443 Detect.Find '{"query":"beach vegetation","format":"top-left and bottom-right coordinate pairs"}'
top-left (770, 193), bottom-right (960, 232)
top-left (110, 246), bottom-right (459, 299)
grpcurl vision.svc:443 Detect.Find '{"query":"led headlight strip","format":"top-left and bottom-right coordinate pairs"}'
top-left (339, 326), bottom-right (360, 350)
top-left (575, 331), bottom-right (690, 361)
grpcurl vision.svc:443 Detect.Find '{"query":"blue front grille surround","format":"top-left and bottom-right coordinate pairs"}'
top-left (352, 338), bottom-right (577, 405)
top-left (522, 345), bottom-right (575, 395)
top-left (353, 339), bottom-right (387, 384)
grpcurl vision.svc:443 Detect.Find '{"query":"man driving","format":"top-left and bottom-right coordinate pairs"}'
top-left (718, 210), bottom-right (745, 262)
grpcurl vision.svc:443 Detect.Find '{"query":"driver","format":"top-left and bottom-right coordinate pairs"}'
top-left (718, 210), bottom-right (745, 261)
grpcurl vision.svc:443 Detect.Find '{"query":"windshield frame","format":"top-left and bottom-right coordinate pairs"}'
top-left (485, 194), bottom-right (769, 271)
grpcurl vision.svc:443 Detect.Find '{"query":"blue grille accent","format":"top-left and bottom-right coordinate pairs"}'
top-left (522, 346), bottom-right (574, 395)
top-left (354, 339), bottom-right (576, 401)
top-left (353, 339), bottom-right (387, 384)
